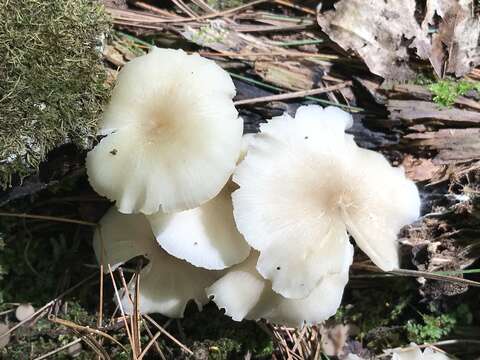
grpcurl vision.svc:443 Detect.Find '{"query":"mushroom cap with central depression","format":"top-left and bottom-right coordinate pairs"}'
top-left (87, 47), bottom-right (242, 214)
top-left (233, 105), bottom-right (420, 299)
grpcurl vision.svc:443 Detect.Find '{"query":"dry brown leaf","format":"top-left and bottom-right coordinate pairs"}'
top-left (317, 0), bottom-right (480, 80)
top-left (103, 45), bottom-right (127, 67)
top-left (183, 20), bottom-right (274, 55)
top-left (435, 1), bottom-right (480, 76)
top-left (182, 20), bottom-right (326, 91)
top-left (254, 61), bottom-right (323, 90)
top-left (320, 323), bottom-right (358, 357)
top-left (317, 0), bottom-right (431, 81)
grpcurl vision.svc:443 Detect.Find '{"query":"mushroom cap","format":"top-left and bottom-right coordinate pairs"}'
top-left (119, 249), bottom-right (218, 317)
top-left (390, 344), bottom-right (452, 360)
top-left (207, 248), bottom-right (352, 327)
top-left (146, 134), bottom-right (253, 270)
top-left (87, 47), bottom-right (242, 214)
top-left (344, 355), bottom-right (365, 360)
top-left (93, 207), bottom-right (220, 317)
top-left (233, 105), bottom-right (420, 299)
top-left (147, 181), bottom-right (250, 270)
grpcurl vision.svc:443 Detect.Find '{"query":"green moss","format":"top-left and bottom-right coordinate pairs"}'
top-left (428, 79), bottom-right (480, 107)
top-left (190, 23), bottom-right (228, 46)
top-left (0, 301), bottom-right (99, 359)
top-left (0, 0), bottom-right (111, 188)
top-left (0, 301), bottom-right (132, 359)
top-left (0, 226), bottom-right (87, 304)
top-left (206, 0), bottom-right (248, 10)
top-left (406, 304), bottom-right (473, 343)
top-left (335, 281), bottom-right (412, 340)
top-left (181, 304), bottom-right (273, 359)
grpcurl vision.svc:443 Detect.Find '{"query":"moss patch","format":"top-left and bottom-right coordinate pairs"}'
top-left (0, 0), bottom-right (110, 188)
top-left (406, 304), bottom-right (473, 344)
top-left (429, 79), bottom-right (480, 107)
top-left (206, 0), bottom-right (249, 10)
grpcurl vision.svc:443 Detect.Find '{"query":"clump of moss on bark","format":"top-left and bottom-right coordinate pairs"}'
top-left (206, 0), bottom-right (248, 10)
top-left (0, 0), bottom-right (110, 188)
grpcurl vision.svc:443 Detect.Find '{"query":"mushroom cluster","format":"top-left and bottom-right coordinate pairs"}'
top-left (88, 47), bottom-right (421, 327)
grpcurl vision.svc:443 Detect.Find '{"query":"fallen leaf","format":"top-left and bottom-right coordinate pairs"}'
top-left (320, 323), bottom-right (358, 357)
top-left (435, 1), bottom-right (480, 76)
top-left (254, 61), bottom-right (324, 91)
top-left (317, 0), bottom-right (480, 80)
top-left (317, 0), bottom-right (431, 81)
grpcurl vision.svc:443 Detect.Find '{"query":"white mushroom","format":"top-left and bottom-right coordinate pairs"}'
top-left (233, 105), bottom-right (420, 299)
top-left (146, 135), bottom-right (253, 270)
top-left (207, 248), bottom-right (352, 327)
top-left (87, 47), bottom-right (242, 214)
top-left (390, 344), bottom-right (452, 360)
top-left (93, 207), bottom-right (220, 317)
top-left (344, 355), bottom-right (365, 360)
top-left (147, 180), bottom-right (250, 270)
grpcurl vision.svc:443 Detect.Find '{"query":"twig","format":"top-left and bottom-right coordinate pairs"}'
top-left (228, 72), bottom-right (363, 111)
top-left (433, 339), bottom-right (480, 346)
top-left (33, 337), bottom-right (83, 360)
top-left (170, 0), bottom-right (198, 18)
top-left (291, 327), bottom-right (307, 353)
top-left (117, 267), bottom-right (140, 357)
top-left (190, 0), bottom-right (216, 13)
top-left (234, 24), bottom-right (311, 32)
top-left (142, 318), bottom-right (166, 359)
top-left (71, 328), bottom-right (110, 360)
top-left (0, 309), bottom-right (15, 316)
top-left (198, 50), bottom-right (339, 60)
top-left (107, 0), bottom-right (269, 24)
top-left (0, 272), bottom-right (97, 340)
top-left (143, 315), bottom-right (193, 355)
top-left (48, 315), bottom-right (129, 352)
top-left (352, 264), bottom-right (480, 287)
top-left (97, 264), bottom-right (104, 360)
top-left (234, 81), bottom-right (352, 105)
top-left (131, 1), bottom-right (184, 18)
top-left (0, 212), bottom-right (96, 226)
top-left (273, 0), bottom-right (316, 15)
top-left (107, 265), bottom-right (136, 359)
top-left (133, 266), bottom-right (142, 357)
top-left (137, 331), bottom-right (162, 360)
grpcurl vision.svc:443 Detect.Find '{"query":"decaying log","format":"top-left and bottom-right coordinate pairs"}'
top-left (388, 100), bottom-right (480, 126)
top-left (404, 129), bottom-right (480, 163)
